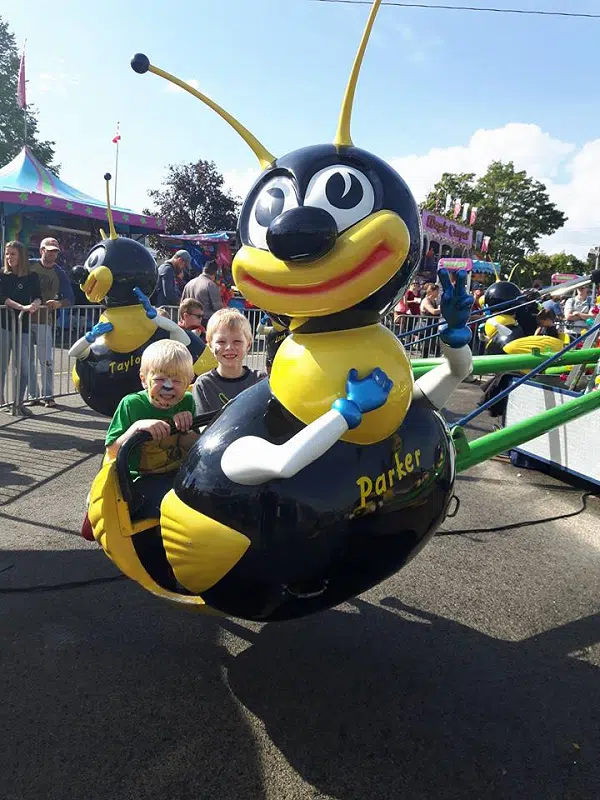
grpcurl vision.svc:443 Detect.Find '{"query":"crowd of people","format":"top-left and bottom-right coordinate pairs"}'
top-left (154, 249), bottom-right (235, 324)
top-left (0, 236), bottom-right (74, 413)
top-left (1, 233), bottom-right (597, 415)
top-left (392, 276), bottom-right (596, 345)
top-left (0, 237), bottom-right (239, 413)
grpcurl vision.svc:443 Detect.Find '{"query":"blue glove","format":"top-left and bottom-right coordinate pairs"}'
top-left (85, 321), bottom-right (113, 344)
top-left (133, 286), bottom-right (157, 319)
top-left (332, 367), bottom-right (393, 429)
top-left (439, 268), bottom-right (473, 348)
top-left (260, 312), bottom-right (270, 325)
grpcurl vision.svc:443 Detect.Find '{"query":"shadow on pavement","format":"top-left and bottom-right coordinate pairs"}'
top-left (224, 597), bottom-right (599, 800)
top-left (0, 548), bottom-right (266, 800)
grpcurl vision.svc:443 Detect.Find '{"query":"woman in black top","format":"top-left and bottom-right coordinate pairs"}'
top-left (0, 241), bottom-right (41, 410)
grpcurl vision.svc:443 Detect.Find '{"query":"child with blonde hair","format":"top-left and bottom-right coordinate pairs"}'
top-left (105, 339), bottom-right (197, 475)
top-left (193, 307), bottom-right (266, 413)
top-left (82, 340), bottom-right (200, 584)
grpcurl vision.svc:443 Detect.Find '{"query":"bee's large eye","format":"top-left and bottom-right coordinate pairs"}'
top-left (85, 245), bottom-right (106, 270)
top-left (304, 166), bottom-right (375, 233)
top-left (248, 176), bottom-right (299, 250)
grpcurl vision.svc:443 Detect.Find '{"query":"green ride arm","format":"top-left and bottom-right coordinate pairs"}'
top-left (411, 348), bottom-right (600, 379)
top-left (452, 388), bottom-right (600, 473)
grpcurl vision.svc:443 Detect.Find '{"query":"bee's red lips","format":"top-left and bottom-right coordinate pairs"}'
top-left (241, 242), bottom-right (392, 296)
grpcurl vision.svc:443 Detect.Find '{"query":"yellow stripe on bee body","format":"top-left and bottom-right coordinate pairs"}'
top-left (160, 489), bottom-right (251, 594)
top-left (193, 345), bottom-right (218, 376)
top-left (101, 305), bottom-right (159, 353)
top-left (503, 335), bottom-right (564, 356)
top-left (484, 314), bottom-right (516, 339)
top-left (270, 323), bottom-right (413, 445)
top-left (87, 462), bottom-right (210, 610)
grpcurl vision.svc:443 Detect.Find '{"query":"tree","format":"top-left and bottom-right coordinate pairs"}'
top-left (422, 172), bottom-right (479, 213)
top-left (521, 251), bottom-right (588, 286)
top-left (145, 160), bottom-right (241, 238)
top-left (475, 161), bottom-right (566, 267)
top-left (0, 17), bottom-right (58, 171)
top-left (422, 161), bottom-right (567, 268)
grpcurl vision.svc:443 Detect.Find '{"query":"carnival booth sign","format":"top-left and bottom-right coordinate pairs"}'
top-left (421, 211), bottom-right (473, 249)
top-left (438, 258), bottom-right (473, 290)
top-left (551, 273), bottom-right (582, 286)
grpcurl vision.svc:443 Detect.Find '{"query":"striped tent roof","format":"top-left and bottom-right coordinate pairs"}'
top-left (0, 146), bottom-right (165, 233)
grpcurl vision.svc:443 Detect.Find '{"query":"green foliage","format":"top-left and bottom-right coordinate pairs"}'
top-left (423, 161), bottom-right (567, 268)
top-left (0, 16), bottom-right (58, 172)
top-left (475, 162), bottom-right (566, 266)
top-left (520, 251), bottom-right (588, 286)
top-left (422, 172), bottom-right (479, 212)
top-left (145, 160), bottom-right (241, 248)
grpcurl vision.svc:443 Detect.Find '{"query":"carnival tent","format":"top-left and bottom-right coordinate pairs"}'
top-left (0, 146), bottom-right (165, 249)
top-left (472, 260), bottom-right (500, 275)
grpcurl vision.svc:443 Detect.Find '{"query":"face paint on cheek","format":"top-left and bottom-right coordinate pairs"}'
top-left (146, 375), bottom-right (183, 408)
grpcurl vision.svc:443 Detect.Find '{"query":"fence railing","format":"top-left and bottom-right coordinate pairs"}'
top-left (0, 304), bottom-right (474, 415)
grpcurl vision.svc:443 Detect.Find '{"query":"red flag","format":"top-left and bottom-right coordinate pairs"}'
top-left (16, 43), bottom-right (26, 110)
top-left (112, 122), bottom-right (121, 144)
top-left (470, 206), bottom-right (478, 226)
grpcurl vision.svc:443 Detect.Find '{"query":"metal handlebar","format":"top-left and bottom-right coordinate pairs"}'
top-left (115, 410), bottom-right (220, 508)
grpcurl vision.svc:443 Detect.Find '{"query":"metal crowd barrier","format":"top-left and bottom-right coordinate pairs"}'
top-left (1, 304), bottom-right (461, 415)
top-left (0, 304), bottom-right (102, 415)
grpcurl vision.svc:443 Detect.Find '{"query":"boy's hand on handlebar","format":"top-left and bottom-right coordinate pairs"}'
top-left (172, 411), bottom-right (193, 432)
top-left (132, 419), bottom-right (171, 441)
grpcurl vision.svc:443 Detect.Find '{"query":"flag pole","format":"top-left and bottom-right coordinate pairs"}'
top-left (18, 39), bottom-right (27, 145)
top-left (113, 121), bottom-right (120, 205)
top-left (114, 139), bottom-right (119, 205)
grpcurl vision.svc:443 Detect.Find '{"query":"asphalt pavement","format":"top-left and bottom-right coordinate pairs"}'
top-left (1, 385), bottom-right (599, 800)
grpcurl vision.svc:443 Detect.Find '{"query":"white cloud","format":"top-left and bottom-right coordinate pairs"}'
top-left (36, 71), bottom-right (80, 94)
top-left (165, 79), bottom-right (200, 93)
top-left (221, 123), bottom-right (600, 260)
top-left (388, 123), bottom-right (599, 259)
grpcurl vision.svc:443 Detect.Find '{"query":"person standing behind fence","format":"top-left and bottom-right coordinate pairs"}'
top-left (0, 241), bottom-right (42, 413)
top-left (154, 250), bottom-right (189, 307)
top-left (178, 298), bottom-right (206, 337)
top-left (564, 285), bottom-right (592, 339)
top-left (181, 260), bottom-right (223, 328)
top-left (420, 282), bottom-right (441, 357)
top-left (28, 237), bottom-right (74, 407)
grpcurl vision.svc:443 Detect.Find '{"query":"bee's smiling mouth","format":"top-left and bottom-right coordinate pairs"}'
top-left (242, 242), bottom-right (392, 296)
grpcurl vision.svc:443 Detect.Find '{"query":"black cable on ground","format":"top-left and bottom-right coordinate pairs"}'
top-left (0, 574), bottom-right (126, 594)
top-left (437, 491), bottom-right (593, 536)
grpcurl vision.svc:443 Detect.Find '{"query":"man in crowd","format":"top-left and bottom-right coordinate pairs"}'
top-left (29, 237), bottom-right (74, 407)
top-left (564, 285), bottom-right (592, 338)
top-left (181, 260), bottom-right (223, 328)
top-left (154, 250), bottom-right (190, 307)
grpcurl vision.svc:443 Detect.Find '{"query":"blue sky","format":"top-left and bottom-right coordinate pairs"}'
top-left (5, 0), bottom-right (600, 257)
